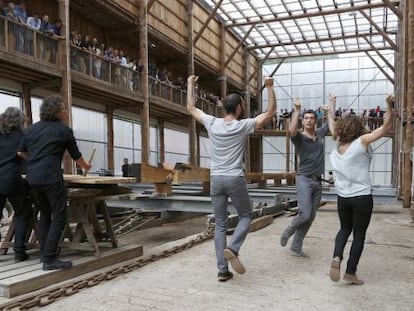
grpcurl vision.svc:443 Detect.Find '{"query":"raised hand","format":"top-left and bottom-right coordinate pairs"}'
top-left (329, 93), bottom-right (337, 104)
top-left (386, 94), bottom-right (395, 106)
top-left (187, 75), bottom-right (199, 85)
top-left (293, 97), bottom-right (301, 110)
top-left (264, 76), bottom-right (274, 88)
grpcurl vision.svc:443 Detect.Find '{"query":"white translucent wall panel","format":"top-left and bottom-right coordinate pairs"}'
top-left (325, 69), bottom-right (359, 83)
top-left (31, 97), bottom-right (41, 122)
top-left (114, 119), bottom-right (133, 149)
top-left (292, 72), bottom-right (323, 85)
top-left (150, 127), bottom-right (157, 153)
top-left (76, 141), bottom-right (106, 173)
top-left (73, 107), bottom-right (105, 142)
top-left (133, 123), bottom-right (142, 150)
top-left (0, 93), bottom-right (20, 112)
top-left (199, 136), bottom-right (211, 168)
top-left (325, 57), bottom-right (359, 70)
top-left (292, 60), bottom-right (323, 73)
top-left (274, 74), bottom-right (291, 86)
top-left (164, 128), bottom-right (189, 164)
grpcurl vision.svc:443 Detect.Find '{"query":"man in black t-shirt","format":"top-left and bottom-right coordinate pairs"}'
top-left (121, 158), bottom-right (131, 177)
top-left (19, 96), bottom-right (91, 271)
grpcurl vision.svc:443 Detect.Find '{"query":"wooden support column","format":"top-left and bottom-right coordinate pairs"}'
top-left (22, 84), bottom-right (32, 126)
top-left (244, 48), bottom-right (252, 172)
top-left (404, 0), bottom-right (414, 210)
top-left (139, 1), bottom-right (150, 165)
top-left (219, 22), bottom-right (227, 102)
top-left (106, 106), bottom-right (114, 173)
top-left (187, 0), bottom-right (197, 165)
top-left (58, 0), bottom-right (74, 174)
top-left (158, 120), bottom-right (165, 164)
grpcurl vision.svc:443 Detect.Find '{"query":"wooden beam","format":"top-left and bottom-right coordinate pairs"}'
top-left (27, 78), bottom-right (61, 89)
top-left (265, 46), bottom-right (393, 60)
top-left (403, 0), bottom-right (414, 209)
top-left (248, 47), bottom-right (274, 83)
top-left (194, 0), bottom-right (224, 44)
top-left (22, 84), bottom-right (32, 126)
top-left (382, 0), bottom-right (402, 19)
top-left (220, 22), bottom-right (227, 101)
top-left (223, 25), bottom-right (254, 68)
top-left (226, 2), bottom-right (399, 28)
top-left (146, 0), bottom-right (157, 10)
top-left (359, 10), bottom-right (397, 50)
top-left (188, 0), bottom-right (196, 166)
top-left (244, 48), bottom-right (251, 173)
top-left (158, 120), bottom-right (165, 164)
top-left (364, 52), bottom-right (395, 84)
top-left (58, 0), bottom-right (74, 174)
top-left (139, 1), bottom-right (150, 164)
top-left (248, 32), bottom-right (392, 50)
top-left (362, 36), bottom-right (395, 72)
top-left (261, 59), bottom-right (285, 91)
top-left (106, 106), bottom-right (114, 172)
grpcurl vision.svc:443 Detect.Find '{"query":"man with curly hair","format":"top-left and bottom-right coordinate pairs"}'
top-left (280, 95), bottom-right (336, 257)
top-left (0, 106), bottom-right (31, 262)
top-left (328, 95), bottom-right (394, 285)
top-left (18, 96), bottom-right (91, 270)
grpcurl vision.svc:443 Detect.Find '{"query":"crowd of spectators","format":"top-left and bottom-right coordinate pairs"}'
top-left (0, 1), bottom-right (225, 113)
top-left (1, 1), bottom-right (62, 62)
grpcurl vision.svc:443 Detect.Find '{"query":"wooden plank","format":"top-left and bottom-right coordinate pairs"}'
top-left (172, 164), bottom-right (210, 183)
top-left (63, 175), bottom-right (136, 184)
top-left (141, 164), bottom-right (171, 183)
top-left (249, 215), bottom-right (274, 232)
top-left (0, 244), bottom-right (143, 298)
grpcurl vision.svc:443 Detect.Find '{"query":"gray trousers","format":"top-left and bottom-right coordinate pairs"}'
top-left (285, 175), bottom-right (322, 252)
top-left (211, 176), bottom-right (252, 273)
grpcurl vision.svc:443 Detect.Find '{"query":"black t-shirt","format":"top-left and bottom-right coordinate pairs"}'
top-left (0, 130), bottom-right (24, 193)
top-left (122, 164), bottom-right (130, 177)
top-left (19, 120), bottom-right (82, 185)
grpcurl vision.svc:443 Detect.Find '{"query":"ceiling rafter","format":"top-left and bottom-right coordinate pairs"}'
top-left (224, 2), bottom-right (398, 28)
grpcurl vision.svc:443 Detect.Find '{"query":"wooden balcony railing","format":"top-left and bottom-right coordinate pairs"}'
top-left (0, 15), bottom-right (224, 118)
top-left (0, 15), bottom-right (60, 68)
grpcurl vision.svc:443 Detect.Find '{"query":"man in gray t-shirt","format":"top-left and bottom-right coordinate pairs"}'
top-left (280, 96), bottom-right (336, 257)
top-left (187, 75), bottom-right (276, 281)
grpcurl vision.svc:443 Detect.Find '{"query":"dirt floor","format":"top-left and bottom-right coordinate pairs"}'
top-left (1, 203), bottom-right (413, 310)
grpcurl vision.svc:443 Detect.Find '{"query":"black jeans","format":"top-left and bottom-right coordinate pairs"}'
top-left (333, 194), bottom-right (373, 274)
top-left (32, 181), bottom-right (67, 262)
top-left (0, 180), bottom-right (32, 255)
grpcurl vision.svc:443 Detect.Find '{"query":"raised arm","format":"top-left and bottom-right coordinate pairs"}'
top-left (361, 94), bottom-right (394, 147)
top-left (254, 77), bottom-right (277, 130)
top-left (323, 94), bottom-right (336, 136)
top-left (186, 75), bottom-right (205, 123)
top-left (289, 98), bottom-right (301, 136)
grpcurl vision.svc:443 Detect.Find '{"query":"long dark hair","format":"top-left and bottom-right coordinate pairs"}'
top-left (40, 96), bottom-right (64, 121)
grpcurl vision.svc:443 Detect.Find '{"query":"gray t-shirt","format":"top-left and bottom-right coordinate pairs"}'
top-left (201, 114), bottom-right (256, 176)
top-left (291, 123), bottom-right (329, 177)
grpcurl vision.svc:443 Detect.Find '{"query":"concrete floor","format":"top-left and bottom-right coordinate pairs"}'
top-left (15, 204), bottom-right (414, 310)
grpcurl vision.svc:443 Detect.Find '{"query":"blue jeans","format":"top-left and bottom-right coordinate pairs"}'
top-left (334, 194), bottom-right (373, 274)
top-left (284, 175), bottom-right (322, 252)
top-left (211, 176), bottom-right (252, 273)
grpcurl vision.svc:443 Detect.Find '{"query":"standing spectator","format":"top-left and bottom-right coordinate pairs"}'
top-left (0, 107), bottom-right (30, 262)
top-left (280, 95), bottom-right (336, 257)
top-left (18, 96), bottom-right (91, 270)
top-left (39, 15), bottom-right (54, 62)
top-left (121, 158), bottom-right (131, 177)
top-left (329, 95), bottom-right (394, 285)
top-left (26, 12), bottom-right (41, 55)
top-left (186, 75), bottom-right (276, 281)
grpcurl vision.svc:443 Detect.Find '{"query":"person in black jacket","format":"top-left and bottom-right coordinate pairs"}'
top-left (0, 106), bottom-right (30, 262)
top-left (18, 96), bottom-right (91, 270)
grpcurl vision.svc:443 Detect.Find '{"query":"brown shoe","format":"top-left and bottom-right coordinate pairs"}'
top-left (329, 257), bottom-right (341, 282)
top-left (343, 273), bottom-right (364, 285)
top-left (223, 248), bottom-right (246, 274)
